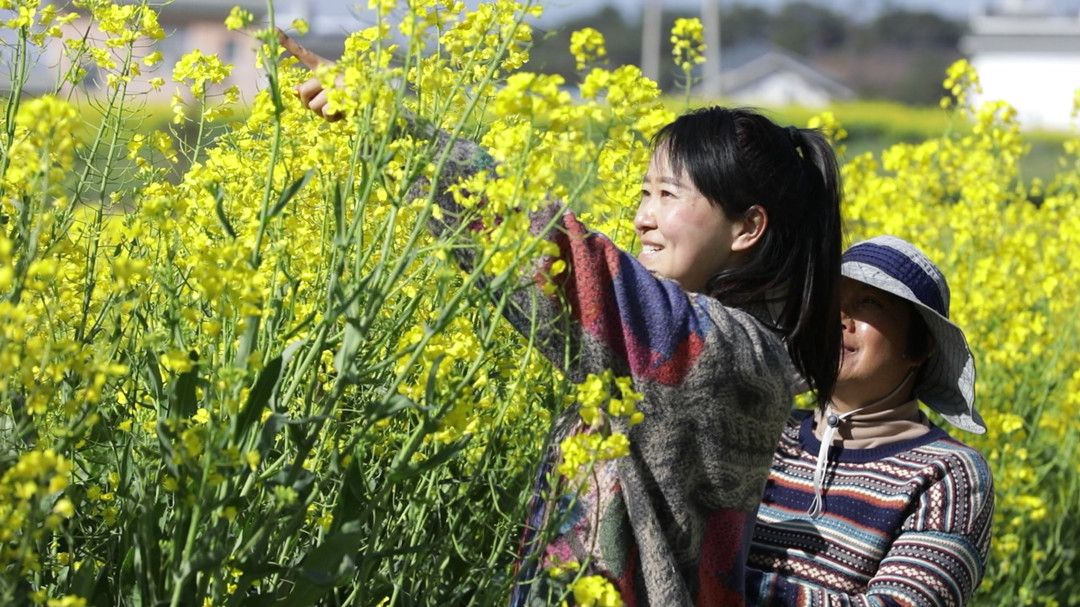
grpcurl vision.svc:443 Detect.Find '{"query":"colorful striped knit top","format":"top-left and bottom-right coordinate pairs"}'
top-left (417, 124), bottom-right (802, 606)
top-left (746, 410), bottom-right (994, 606)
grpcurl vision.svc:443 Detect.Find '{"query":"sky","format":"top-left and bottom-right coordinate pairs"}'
top-left (307, 0), bottom-right (1080, 26)
top-left (530, 0), bottom-right (974, 23)
top-left (526, 0), bottom-right (1080, 24)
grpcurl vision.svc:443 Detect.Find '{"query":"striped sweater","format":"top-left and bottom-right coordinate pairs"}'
top-left (416, 124), bottom-right (801, 606)
top-left (746, 410), bottom-right (994, 607)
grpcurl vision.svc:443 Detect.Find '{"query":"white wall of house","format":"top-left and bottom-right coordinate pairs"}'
top-left (727, 73), bottom-right (835, 108)
top-left (970, 52), bottom-right (1079, 130)
top-left (962, 7), bottom-right (1080, 132)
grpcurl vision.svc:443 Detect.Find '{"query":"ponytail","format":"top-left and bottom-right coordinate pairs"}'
top-left (783, 126), bottom-right (843, 403)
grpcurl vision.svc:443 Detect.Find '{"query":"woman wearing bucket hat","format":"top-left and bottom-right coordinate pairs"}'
top-left (745, 235), bottom-right (995, 606)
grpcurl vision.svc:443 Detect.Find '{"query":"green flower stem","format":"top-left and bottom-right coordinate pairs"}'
top-left (0, 24), bottom-right (29, 180)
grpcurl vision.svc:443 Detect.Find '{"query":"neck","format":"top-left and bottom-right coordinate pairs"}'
top-left (812, 399), bottom-right (928, 448)
top-left (830, 371), bottom-right (916, 415)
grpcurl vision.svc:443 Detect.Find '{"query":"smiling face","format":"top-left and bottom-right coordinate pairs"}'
top-left (633, 150), bottom-right (742, 293)
top-left (833, 277), bottom-right (921, 411)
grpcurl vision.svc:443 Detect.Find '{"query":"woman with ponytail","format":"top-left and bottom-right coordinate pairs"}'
top-left (285, 32), bottom-right (843, 607)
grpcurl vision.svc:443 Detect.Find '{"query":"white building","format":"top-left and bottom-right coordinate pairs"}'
top-left (960, 1), bottom-right (1080, 131)
top-left (693, 41), bottom-right (855, 108)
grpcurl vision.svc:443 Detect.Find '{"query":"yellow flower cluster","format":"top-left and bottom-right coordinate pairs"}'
top-left (224, 6), bottom-right (254, 31)
top-left (670, 17), bottom-right (706, 74)
top-left (557, 432), bottom-right (629, 479)
top-left (556, 371), bottom-right (642, 481)
top-left (570, 574), bottom-right (624, 607)
top-left (940, 58), bottom-right (982, 112)
top-left (570, 27), bottom-right (606, 71)
top-left (48, 0), bottom-right (166, 88)
top-left (0, 450), bottom-right (72, 574)
top-left (807, 111), bottom-right (848, 157)
top-left (564, 370), bottom-right (644, 428)
top-left (172, 49), bottom-right (234, 100)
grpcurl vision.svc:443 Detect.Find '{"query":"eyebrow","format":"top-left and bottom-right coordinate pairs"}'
top-left (644, 174), bottom-right (685, 187)
top-left (856, 285), bottom-right (901, 307)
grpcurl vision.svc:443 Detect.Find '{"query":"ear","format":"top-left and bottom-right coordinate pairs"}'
top-left (912, 333), bottom-right (937, 368)
top-left (730, 205), bottom-right (768, 252)
top-left (907, 330), bottom-right (933, 362)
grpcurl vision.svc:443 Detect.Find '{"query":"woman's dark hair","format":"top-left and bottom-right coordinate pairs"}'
top-left (905, 303), bottom-right (935, 391)
top-left (651, 106), bottom-right (843, 403)
top-left (905, 305), bottom-right (934, 362)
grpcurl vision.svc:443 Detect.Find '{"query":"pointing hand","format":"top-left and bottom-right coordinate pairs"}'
top-left (277, 28), bottom-right (343, 122)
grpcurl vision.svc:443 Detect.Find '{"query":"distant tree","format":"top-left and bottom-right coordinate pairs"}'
top-left (769, 2), bottom-right (848, 54)
top-left (527, 5), bottom-right (641, 84)
top-left (525, 2), bottom-right (967, 106)
top-left (867, 10), bottom-right (965, 48)
top-left (527, 4), bottom-right (697, 91)
top-left (895, 48), bottom-right (962, 104)
top-left (718, 4), bottom-right (771, 48)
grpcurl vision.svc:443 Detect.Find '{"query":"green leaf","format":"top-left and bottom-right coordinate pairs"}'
top-left (142, 348), bottom-right (164, 403)
top-left (167, 352), bottom-right (199, 420)
top-left (424, 353), bottom-right (447, 415)
top-left (269, 170), bottom-right (314, 219)
top-left (388, 441), bottom-right (467, 482)
top-left (369, 394), bottom-right (415, 423)
top-left (156, 419), bottom-right (178, 477)
top-left (331, 184), bottom-right (346, 245)
top-left (8, 390), bottom-right (36, 447)
top-left (270, 464), bottom-right (317, 498)
top-left (70, 552), bottom-right (100, 601)
top-left (209, 183), bottom-right (238, 238)
top-left (235, 340), bottom-right (306, 443)
top-left (257, 413), bottom-right (328, 461)
top-left (236, 355), bottom-right (281, 440)
top-left (275, 523), bottom-right (366, 607)
top-left (333, 316), bottom-right (364, 378)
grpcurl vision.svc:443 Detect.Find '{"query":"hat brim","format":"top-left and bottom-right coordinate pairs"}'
top-left (843, 261), bottom-right (986, 434)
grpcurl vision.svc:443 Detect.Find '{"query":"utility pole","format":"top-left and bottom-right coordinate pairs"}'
top-left (701, 0), bottom-right (722, 97)
top-left (642, 0), bottom-right (662, 84)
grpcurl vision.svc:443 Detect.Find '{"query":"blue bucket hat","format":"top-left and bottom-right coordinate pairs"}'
top-left (841, 235), bottom-right (985, 434)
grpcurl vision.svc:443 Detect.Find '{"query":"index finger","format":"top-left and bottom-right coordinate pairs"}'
top-left (276, 27), bottom-right (331, 70)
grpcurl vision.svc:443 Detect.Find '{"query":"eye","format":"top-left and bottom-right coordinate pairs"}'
top-left (860, 296), bottom-right (884, 309)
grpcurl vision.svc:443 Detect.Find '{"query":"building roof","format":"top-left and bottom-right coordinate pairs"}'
top-left (961, 10), bottom-right (1080, 54)
top-left (713, 41), bottom-right (855, 99)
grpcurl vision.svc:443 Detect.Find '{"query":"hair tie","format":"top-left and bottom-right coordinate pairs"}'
top-left (787, 125), bottom-right (801, 149)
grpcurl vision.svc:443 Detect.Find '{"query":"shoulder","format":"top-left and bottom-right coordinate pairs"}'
top-left (696, 296), bottom-right (792, 362)
top-left (913, 430), bottom-right (994, 487)
top-left (690, 297), bottom-right (803, 395)
top-left (772, 409), bottom-right (811, 453)
top-left (904, 430), bottom-right (995, 535)
top-left (777, 409), bottom-right (812, 439)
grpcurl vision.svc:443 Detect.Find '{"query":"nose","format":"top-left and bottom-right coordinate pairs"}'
top-left (634, 199), bottom-right (655, 234)
top-left (839, 306), bottom-right (854, 332)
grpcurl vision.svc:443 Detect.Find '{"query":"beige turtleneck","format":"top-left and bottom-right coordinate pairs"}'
top-left (812, 399), bottom-right (931, 449)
